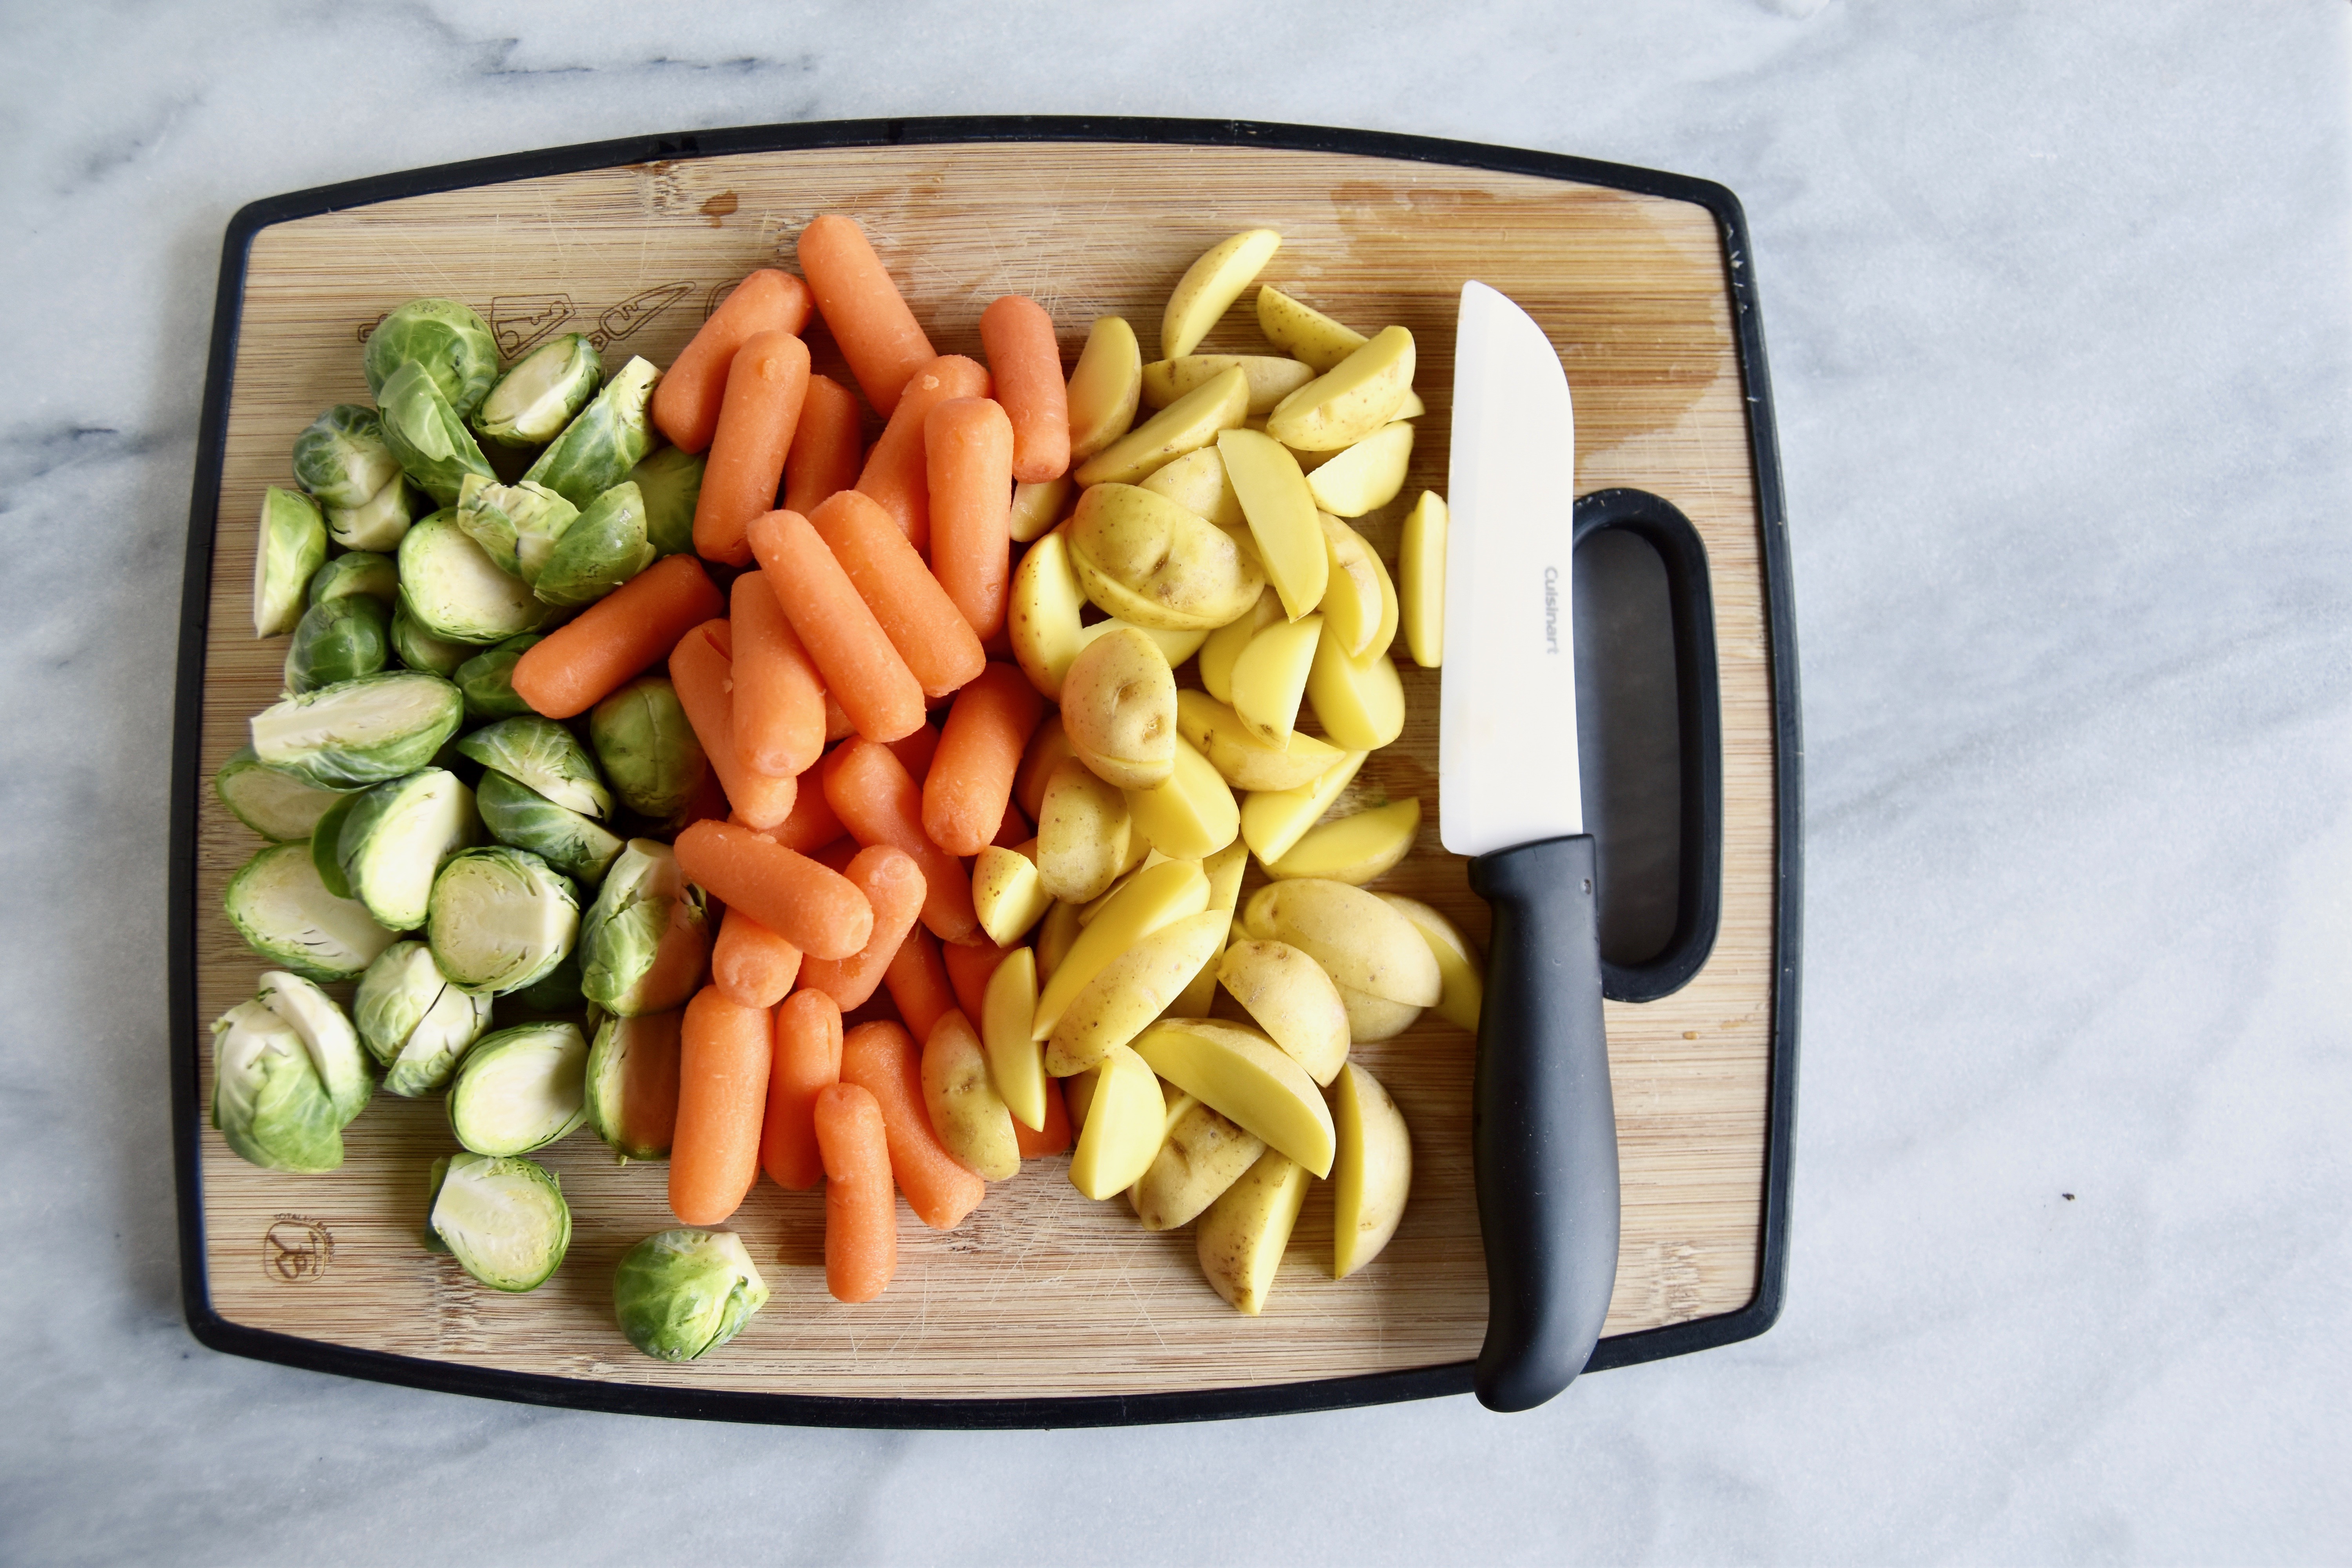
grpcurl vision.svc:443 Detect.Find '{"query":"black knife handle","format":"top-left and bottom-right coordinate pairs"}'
top-left (1469, 833), bottom-right (1619, 1412)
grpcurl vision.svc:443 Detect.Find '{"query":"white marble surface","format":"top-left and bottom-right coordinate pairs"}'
top-left (5, 2), bottom-right (2347, 1561)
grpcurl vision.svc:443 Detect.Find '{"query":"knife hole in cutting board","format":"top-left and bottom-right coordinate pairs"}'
top-left (1573, 527), bottom-right (1681, 967)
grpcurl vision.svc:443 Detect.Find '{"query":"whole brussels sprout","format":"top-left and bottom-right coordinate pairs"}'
top-left (455, 473), bottom-right (580, 583)
top-left (455, 715), bottom-right (610, 818)
top-left (292, 405), bottom-right (403, 509)
top-left (427, 1152), bottom-right (571, 1291)
top-left (355, 940), bottom-right (493, 1096)
top-left (523, 356), bottom-right (660, 508)
top-left (628, 445), bottom-right (704, 558)
top-left (254, 486), bottom-right (328, 637)
top-left (327, 472), bottom-right (428, 553)
top-left (477, 769), bottom-right (624, 885)
top-left (283, 594), bottom-right (391, 694)
top-left (211, 999), bottom-right (345, 1173)
top-left (308, 550), bottom-right (398, 608)
top-left (472, 333), bottom-right (601, 448)
top-left (446, 1021), bottom-right (588, 1155)
top-left (426, 846), bottom-right (580, 994)
top-left (578, 840), bottom-right (708, 1018)
top-left (533, 481), bottom-right (654, 609)
top-left (613, 1229), bottom-right (769, 1362)
top-left (590, 675), bottom-right (707, 818)
top-left (248, 670), bottom-right (466, 789)
top-left (363, 298), bottom-right (500, 421)
top-left (453, 633), bottom-right (543, 721)
top-left (378, 359), bottom-right (496, 507)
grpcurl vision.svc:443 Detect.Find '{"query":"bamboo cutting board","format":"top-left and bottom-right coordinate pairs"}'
top-left (181, 128), bottom-right (1788, 1419)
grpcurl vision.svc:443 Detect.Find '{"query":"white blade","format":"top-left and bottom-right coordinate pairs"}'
top-left (1439, 280), bottom-right (1581, 858)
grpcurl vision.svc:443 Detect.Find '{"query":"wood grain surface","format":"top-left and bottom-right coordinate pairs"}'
top-left (192, 142), bottom-right (1777, 1403)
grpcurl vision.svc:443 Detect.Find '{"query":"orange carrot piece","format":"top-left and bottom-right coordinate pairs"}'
top-left (942, 939), bottom-right (1013, 1024)
top-left (886, 719), bottom-right (939, 784)
top-left (746, 508), bottom-right (926, 743)
top-left (673, 819), bottom-right (873, 960)
top-left (669, 620), bottom-right (798, 830)
top-left (838, 1020), bottom-right (984, 1230)
top-left (511, 554), bottom-right (723, 719)
top-left (798, 214), bottom-right (936, 416)
top-left (796, 845), bottom-right (926, 1013)
top-left (1013, 1075), bottom-right (1072, 1158)
top-left (979, 296), bottom-right (1070, 484)
top-left (710, 906), bottom-right (802, 1010)
top-left (782, 372), bottom-right (864, 517)
top-left (882, 927), bottom-right (956, 1045)
top-left (670, 986), bottom-right (773, 1225)
top-left (923, 662), bottom-right (1045, 857)
top-left (741, 781), bottom-right (843, 854)
top-left (728, 572), bottom-right (827, 779)
top-left (653, 269), bottom-right (814, 454)
top-left (807, 490), bottom-right (986, 701)
top-left (822, 738), bottom-right (979, 943)
top-left (855, 355), bottom-right (991, 554)
top-left (815, 1081), bottom-right (896, 1301)
top-left (764, 987), bottom-right (844, 1191)
top-left (692, 329), bottom-right (809, 567)
top-left (925, 397), bottom-right (1016, 640)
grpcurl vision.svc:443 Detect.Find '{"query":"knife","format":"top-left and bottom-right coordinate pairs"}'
top-left (1443, 280), bottom-right (1620, 1412)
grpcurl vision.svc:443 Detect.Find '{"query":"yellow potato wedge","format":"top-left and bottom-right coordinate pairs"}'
top-left (1063, 1062), bottom-right (1099, 1132)
top-left (1238, 747), bottom-right (1368, 864)
top-left (1059, 626), bottom-right (1176, 790)
top-left (921, 1011), bottom-right (1019, 1181)
top-left (1123, 736), bottom-right (1240, 861)
top-left (981, 945), bottom-right (1048, 1131)
top-left (1265, 325), bottom-right (1416, 452)
top-left (1215, 939), bottom-right (1350, 1086)
top-left (1074, 616), bottom-right (1208, 668)
top-left (1379, 894), bottom-right (1483, 1031)
top-left (1198, 586), bottom-right (1282, 704)
top-left (1244, 879), bottom-right (1441, 1007)
top-left (972, 839), bottom-right (1053, 946)
top-left (1228, 612), bottom-right (1322, 750)
top-left (1008, 532), bottom-right (1087, 700)
top-left (1073, 365), bottom-right (1249, 488)
top-left (1133, 1018), bottom-right (1335, 1178)
top-left (1315, 514), bottom-right (1388, 660)
top-left (1162, 229), bottom-right (1282, 360)
top-left (1131, 1095), bottom-right (1265, 1232)
top-left (1165, 839), bottom-right (1250, 1018)
top-left (1032, 858), bottom-right (1210, 1042)
top-left (1035, 898), bottom-right (1082, 987)
top-left (1264, 797), bottom-right (1421, 886)
top-left (1304, 637), bottom-right (1405, 752)
top-left (1337, 982), bottom-right (1422, 1041)
top-left (1009, 475), bottom-right (1072, 544)
top-left (1255, 285), bottom-right (1367, 372)
top-left (1138, 445), bottom-right (1247, 531)
top-left (1399, 489), bottom-right (1446, 668)
top-left (1036, 757), bottom-right (1132, 904)
top-left (1066, 316), bottom-right (1142, 463)
top-left (1143, 354), bottom-right (1316, 416)
top-left (1304, 421), bottom-right (1414, 519)
top-left (1394, 387), bottom-right (1426, 419)
top-left (1176, 690), bottom-right (1347, 794)
top-left (1330, 1062), bottom-right (1411, 1279)
top-left (1196, 1148), bottom-right (1310, 1315)
top-left (1217, 428), bottom-right (1328, 619)
top-left (1066, 482), bottom-right (1265, 631)
top-left (1069, 1044), bottom-right (1166, 1200)
top-left (1045, 907), bottom-right (1232, 1076)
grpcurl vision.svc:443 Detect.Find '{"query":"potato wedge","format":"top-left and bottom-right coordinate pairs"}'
top-left (1066, 316), bottom-right (1142, 463)
top-left (1218, 428), bottom-right (1328, 619)
top-left (1228, 613), bottom-right (1322, 750)
top-left (1304, 637), bottom-right (1405, 752)
top-left (1008, 532), bottom-right (1087, 700)
top-left (1036, 757), bottom-right (1131, 904)
top-left (1131, 1095), bottom-right (1265, 1232)
top-left (973, 839), bottom-right (1052, 947)
top-left (1139, 446), bottom-right (1246, 531)
top-left (1068, 1044), bottom-right (1165, 1200)
top-left (1244, 879), bottom-right (1441, 1007)
top-left (1045, 907), bottom-right (1231, 1075)
top-left (1143, 354), bottom-right (1316, 416)
top-left (1014, 714), bottom-right (1076, 822)
top-left (1009, 475), bottom-right (1072, 543)
top-left (1176, 690), bottom-right (1346, 794)
top-left (1398, 489), bottom-right (1445, 668)
top-left (1265, 326), bottom-right (1415, 452)
top-left (1162, 229), bottom-right (1282, 360)
top-left (1238, 748), bottom-right (1368, 863)
top-left (1379, 894), bottom-right (1483, 1031)
top-left (1067, 482), bottom-right (1264, 631)
top-left (1330, 1062), bottom-right (1411, 1279)
top-left (981, 945), bottom-right (1048, 1130)
top-left (1073, 366), bottom-right (1249, 488)
top-left (1394, 388), bottom-right (1426, 419)
top-left (1196, 1148), bottom-right (1310, 1315)
top-left (1167, 838), bottom-right (1250, 1018)
top-left (1060, 626), bottom-right (1176, 789)
top-left (1133, 1018), bottom-right (1335, 1178)
top-left (921, 1010), bottom-right (1019, 1181)
top-left (1198, 586), bottom-right (1282, 703)
top-left (1316, 514), bottom-right (1387, 661)
top-left (1216, 939), bottom-right (1350, 1086)
top-left (1123, 736), bottom-right (1240, 860)
top-left (1304, 421), bottom-right (1414, 518)
top-left (1337, 982), bottom-right (1422, 1041)
top-left (1264, 797), bottom-right (1421, 886)
top-left (1035, 898), bottom-right (1082, 987)
top-left (1255, 285), bottom-right (1367, 372)
top-left (1032, 858), bottom-right (1210, 1041)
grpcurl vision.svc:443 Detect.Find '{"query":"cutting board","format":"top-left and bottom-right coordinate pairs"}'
top-left (171, 120), bottom-right (1797, 1425)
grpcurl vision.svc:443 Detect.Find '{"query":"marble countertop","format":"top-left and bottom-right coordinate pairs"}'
top-left (5, 2), bottom-right (2346, 1561)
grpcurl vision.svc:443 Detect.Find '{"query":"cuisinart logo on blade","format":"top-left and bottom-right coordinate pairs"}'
top-left (1543, 565), bottom-right (1561, 654)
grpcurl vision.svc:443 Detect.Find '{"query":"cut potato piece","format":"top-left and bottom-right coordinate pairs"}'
top-left (1399, 489), bottom-right (1446, 668)
top-left (1035, 898), bottom-right (1082, 987)
top-left (1305, 421), bottom-right (1414, 518)
top-left (1161, 229), bottom-right (1282, 360)
top-left (1009, 475), bottom-right (1071, 544)
top-left (1255, 286), bottom-right (1367, 372)
top-left (1068, 1044), bottom-right (1165, 1200)
top-left (1198, 586), bottom-right (1282, 704)
top-left (1197, 1148), bottom-right (1310, 1315)
top-left (1379, 894), bottom-right (1483, 1031)
top-left (981, 945), bottom-right (1048, 1131)
top-left (1074, 366), bottom-right (1249, 488)
top-left (1264, 797), bottom-right (1421, 886)
top-left (1238, 749), bottom-right (1368, 864)
top-left (972, 841), bottom-right (1052, 947)
top-left (1074, 616), bottom-right (1208, 668)
top-left (1330, 1062), bottom-right (1411, 1279)
top-left (1143, 354), bottom-right (1316, 416)
top-left (1131, 1096), bottom-right (1264, 1231)
top-left (1338, 982), bottom-right (1422, 1041)
top-left (1032, 859), bottom-right (1210, 1042)
top-left (1123, 737), bottom-right (1240, 860)
top-left (1066, 316), bottom-right (1142, 463)
top-left (922, 1011), bottom-right (1019, 1181)
top-left (1067, 483), bottom-right (1264, 631)
top-left (1228, 613), bottom-right (1322, 750)
top-left (1244, 879), bottom-right (1441, 1007)
top-left (1008, 532), bottom-right (1087, 700)
top-left (1316, 514), bottom-right (1390, 661)
top-left (1138, 446), bottom-right (1246, 531)
top-left (1059, 627), bottom-right (1176, 790)
top-left (1218, 428), bottom-right (1327, 620)
top-left (1305, 638), bottom-right (1405, 752)
top-left (1045, 908), bottom-right (1231, 1075)
top-left (1394, 388), bottom-right (1426, 419)
top-left (1215, 939), bottom-right (1350, 1086)
top-left (1036, 757), bottom-right (1132, 904)
top-left (1177, 690), bottom-right (1347, 793)
top-left (1266, 326), bottom-right (1416, 452)
top-left (1133, 1018), bottom-right (1334, 1178)
top-left (1167, 839), bottom-right (1250, 1018)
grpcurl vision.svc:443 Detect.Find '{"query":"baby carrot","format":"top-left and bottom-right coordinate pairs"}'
top-left (692, 328), bottom-right (809, 567)
top-left (746, 508), bottom-right (926, 743)
top-left (838, 1020), bottom-right (984, 1230)
top-left (782, 372), bottom-right (864, 518)
top-left (669, 620), bottom-right (798, 830)
top-left (887, 719), bottom-right (939, 784)
top-left (925, 397), bottom-right (1016, 639)
top-left (856, 355), bottom-right (991, 554)
top-left (797, 845), bottom-right (927, 1013)
top-left (673, 819), bottom-right (873, 960)
top-left (808, 490), bottom-right (986, 701)
top-left (728, 572), bottom-right (827, 779)
top-left (979, 296), bottom-right (1070, 483)
top-left (923, 662), bottom-right (1045, 857)
top-left (942, 938), bottom-right (1013, 1025)
top-left (798, 213), bottom-right (936, 416)
top-left (741, 780), bottom-right (843, 853)
top-left (670, 985), bottom-right (773, 1226)
top-left (764, 987), bottom-right (844, 1191)
top-left (510, 554), bottom-right (723, 719)
top-left (815, 1081), bottom-right (895, 1301)
top-left (710, 905), bottom-right (803, 1010)
top-left (823, 738), bottom-right (980, 943)
top-left (882, 927), bottom-right (956, 1046)
top-left (1013, 1075), bottom-right (1072, 1159)
top-left (653, 269), bottom-right (814, 454)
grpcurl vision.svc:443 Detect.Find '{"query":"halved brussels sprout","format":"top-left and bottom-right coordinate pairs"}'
top-left (379, 359), bottom-right (497, 506)
top-left (355, 940), bottom-right (494, 1095)
top-left (363, 298), bottom-right (500, 421)
top-left (533, 481), bottom-right (653, 608)
top-left (327, 472), bottom-right (427, 552)
top-left (446, 1021), bottom-right (588, 1155)
top-left (213, 746), bottom-right (352, 841)
top-left (249, 670), bottom-right (466, 789)
top-left (211, 999), bottom-right (343, 1173)
top-left (309, 793), bottom-right (360, 896)
top-left (283, 595), bottom-right (391, 694)
top-left (426, 846), bottom-right (580, 994)
top-left (585, 1011), bottom-right (682, 1161)
top-left (397, 508), bottom-right (551, 645)
top-left (589, 675), bottom-right (707, 818)
top-left (454, 472), bottom-right (579, 582)
top-left (629, 445), bottom-right (704, 558)
top-left (454, 716), bottom-right (610, 818)
top-left (254, 969), bottom-right (375, 1124)
top-left (428, 1152), bottom-right (572, 1290)
top-left (292, 405), bottom-right (403, 509)
top-left (334, 767), bottom-right (479, 930)
top-left (579, 840), bottom-right (709, 1018)
top-left (477, 769), bottom-right (624, 884)
top-left (612, 1229), bottom-right (768, 1362)
top-left (472, 334), bottom-right (602, 448)
top-left (453, 634), bottom-right (543, 721)
top-left (253, 486), bottom-right (328, 637)
top-left (523, 356), bottom-right (660, 508)
top-left (389, 604), bottom-right (473, 676)
top-left (223, 842), bottom-right (398, 982)
top-left (308, 550), bottom-right (398, 608)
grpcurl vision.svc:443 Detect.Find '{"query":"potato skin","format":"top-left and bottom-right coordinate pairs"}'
top-left (1216, 939), bottom-right (1350, 1085)
top-left (1059, 626), bottom-right (1176, 790)
top-left (1035, 757), bottom-right (1131, 904)
top-left (1067, 483), bottom-right (1265, 632)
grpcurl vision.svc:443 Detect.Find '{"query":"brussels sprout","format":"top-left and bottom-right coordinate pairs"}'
top-left (327, 472), bottom-right (428, 552)
top-left (453, 634), bottom-right (543, 721)
top-left (533, 481), bottom-right (654, 609)
top-left (308, 550), bottom-right (399, 608)
top-left (283, 594), bottom-right (391, 694)
top-left (309, 792), bottom-right (361, 896)
top-left (334, 767), bottom-right (479, 930)
top-left (398, 508), bottom-right (552, 645)
top-left (446, 1021), bottom-right (588, 1155)
top-left (250, 670), bottom-right (466, 789)
top-left (477, 769), bottom-right (624, 884)
top-left (584, 1011), bottom-right (682, 1161)
top-left (523, 356), bottom-right (660, 508)
top-left (612, 1229), bottom-right (768, 1362)
top-left (472, 334), bottom-right (602, 448)
top-left (389, 603), bottom-right (473, 676)
top-left (629, 446), bottom-right (704, 558)
top-left (254, 969), bottom-right (375, 1123)
top-left (292, 405), bottom-right (403, 510)
top-left (428, 1152), bottom-right (572, 1290)
top-left (426, 846), bottom-right (580, 994)
top-left (253, 486), bottom-right (328, 637)
top-left (579, 840), bottom-right (709, 1018)
top-left (213, 746), bottom-right (352, 841)
top-left (223, 841), bottom-right (399, 982)
top-left (355, 940), bottom-right (495, 1094)
top-left (363, 298), bottom-right (500, 421)
top-left (454, 472), bottom-right (580, 583)
top-left (589, 676), bottom-right (708, 818)
top-left (508, 948), bottom-right (587, 1013)
top-left (454, 716), bottom-right (611, 818)
top-left (378, 359), bottom-right (497, 506)
top-left (211, 1000), bottom-right (344, 1173)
